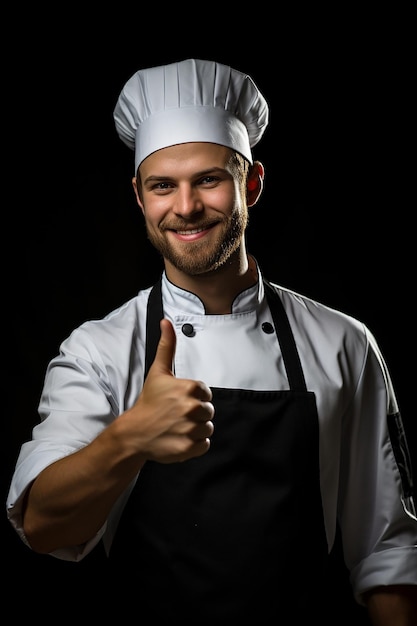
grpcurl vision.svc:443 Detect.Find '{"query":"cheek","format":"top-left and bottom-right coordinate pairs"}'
top-left (208, 186), bottom-right (238, 212)
top-left (141, 198), bottom-right (169, 228)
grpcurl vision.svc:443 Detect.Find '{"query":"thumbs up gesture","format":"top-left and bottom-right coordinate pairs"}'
top-left (123, 319), bottom-right (215, 464)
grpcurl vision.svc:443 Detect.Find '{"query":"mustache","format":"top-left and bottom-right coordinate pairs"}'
top-left (161, 218), bottom-right (220, 232)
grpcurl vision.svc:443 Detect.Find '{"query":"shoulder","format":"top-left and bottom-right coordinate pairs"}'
top-left (267, 280), bottom-right (366, 337)
top-left (60, 286), bottom-right (153, 357)
top-left (266, 280), bottom-right (395, 407)
top-left (266, 280), bottom-right (376, 371)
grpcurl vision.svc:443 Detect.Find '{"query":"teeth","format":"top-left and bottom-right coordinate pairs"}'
top-left (177, 228), bottom-right (203, 235)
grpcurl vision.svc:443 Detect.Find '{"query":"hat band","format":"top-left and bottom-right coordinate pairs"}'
top-left (135, 105), bottom-right (252, 170)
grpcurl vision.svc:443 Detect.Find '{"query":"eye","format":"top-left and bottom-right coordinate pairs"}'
top-left (153, 182), bottom-right (172, 190)
top-left (147, 181), bottom-right (175, 194)
top-left (199, 175), bottom-right (219, 186)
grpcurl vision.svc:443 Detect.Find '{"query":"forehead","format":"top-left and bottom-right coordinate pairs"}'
top-left (139, 142), bottom-right (233, 177)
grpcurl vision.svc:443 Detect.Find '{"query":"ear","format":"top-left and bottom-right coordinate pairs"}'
top-left (132, 176), bottom-right (145, 214)
top-left (246, 161), bottom-right (265, 207)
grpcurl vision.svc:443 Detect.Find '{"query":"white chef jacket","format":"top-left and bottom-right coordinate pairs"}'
top-left (6, 261), bottom-right (417, 603)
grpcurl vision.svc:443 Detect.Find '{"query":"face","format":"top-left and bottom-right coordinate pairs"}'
top-left (135, 142), bottom-right (249, 278)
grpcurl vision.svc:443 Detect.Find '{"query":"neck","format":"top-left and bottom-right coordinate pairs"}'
top-left (165, 251), bottom-right (258, 314)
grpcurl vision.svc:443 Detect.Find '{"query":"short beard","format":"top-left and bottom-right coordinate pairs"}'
top-left (146, 209), bottom-right (248, 276)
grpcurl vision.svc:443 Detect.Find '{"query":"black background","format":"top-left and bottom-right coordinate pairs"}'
top-left (3, 12), bottom-right (415, 624)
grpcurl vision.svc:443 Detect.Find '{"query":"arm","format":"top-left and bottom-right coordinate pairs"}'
top-left (365, 585), bottom-right (417, 626)
top-left (336, 326), bottom-right (417, 614)
top-left (23, 319), bottom-right (214, 553)
top-left (22, 418), bottom-right (146, 552)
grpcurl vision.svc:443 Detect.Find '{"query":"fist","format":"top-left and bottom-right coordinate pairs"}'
top-left (127, 319), bottom-right (215, 463)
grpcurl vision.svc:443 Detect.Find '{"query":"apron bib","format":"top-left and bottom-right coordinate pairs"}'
top-left (109, 280), bottom-right (328, 621)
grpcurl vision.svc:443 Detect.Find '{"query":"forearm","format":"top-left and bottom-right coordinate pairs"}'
top-left (22, 338), bottom-right (214, 554)
top-left (22, 421), bottom-right (145, 553)
top-left (365, 585), bottom-right (417, 626)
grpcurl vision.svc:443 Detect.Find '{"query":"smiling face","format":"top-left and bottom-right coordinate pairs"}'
top-left (134, 142), bottom-right (250, 281)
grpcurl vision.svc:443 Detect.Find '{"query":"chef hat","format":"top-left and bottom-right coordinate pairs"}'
top-left (113, 58), bottom-right (269, 171)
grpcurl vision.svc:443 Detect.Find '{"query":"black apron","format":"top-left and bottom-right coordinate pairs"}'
top-left (109, 279), bottom-right (329, 622)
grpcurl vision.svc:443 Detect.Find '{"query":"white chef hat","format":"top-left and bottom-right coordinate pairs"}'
top-left (113, 58), bottom-right (269, 171)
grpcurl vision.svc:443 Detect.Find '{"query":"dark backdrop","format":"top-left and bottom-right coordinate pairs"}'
top-left (3, 15), bottom-right (414, 625)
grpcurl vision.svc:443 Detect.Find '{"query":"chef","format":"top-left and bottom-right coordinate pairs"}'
top-left (7, 59), bottom-right (417, 623)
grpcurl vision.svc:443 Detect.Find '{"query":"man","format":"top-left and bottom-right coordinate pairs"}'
top-left (6, 59), bottom-right (417, 623)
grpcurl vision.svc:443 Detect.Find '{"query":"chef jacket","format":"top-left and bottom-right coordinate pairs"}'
top-left (6, 260), bottom-right (417, 604)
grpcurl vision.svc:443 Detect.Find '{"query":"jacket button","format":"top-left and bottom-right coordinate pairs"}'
top-left (182, 323), bottom-right (195, 337)
top-left (261, 322), bottom-right (274, 334)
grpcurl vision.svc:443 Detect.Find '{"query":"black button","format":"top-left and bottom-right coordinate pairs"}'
top-left (261, 322), bottom-right (274, 334)
top-left (182, 323), bottom-right (195, 337)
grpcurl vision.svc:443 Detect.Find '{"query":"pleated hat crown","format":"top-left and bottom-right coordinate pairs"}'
top-left (113, 58), bottom-right (269, 170)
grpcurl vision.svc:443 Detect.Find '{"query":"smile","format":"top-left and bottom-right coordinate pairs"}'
top-left (176, 228), bottom-right (206, 235)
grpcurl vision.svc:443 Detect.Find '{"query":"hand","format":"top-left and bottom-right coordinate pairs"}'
top-left (123, 318), bottom-right (215, 463)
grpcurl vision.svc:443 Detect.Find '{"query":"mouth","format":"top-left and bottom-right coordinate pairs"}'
top-left (176, 227), bottom-right (206, 235)
top-left (166, 222), bottom-right (217, 241)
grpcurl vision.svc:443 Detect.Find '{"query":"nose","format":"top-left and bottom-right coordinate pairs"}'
top-left (173, 184), bottom-right (203, 218)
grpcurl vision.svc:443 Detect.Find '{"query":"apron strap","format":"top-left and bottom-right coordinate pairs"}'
top-left (144, 278), bottom-right (163, 378)
top-left (263, 280), bottom-right (307, 392)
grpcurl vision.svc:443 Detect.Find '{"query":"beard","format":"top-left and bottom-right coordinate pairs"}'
top-left (146, 208), bottom-right (248, 276)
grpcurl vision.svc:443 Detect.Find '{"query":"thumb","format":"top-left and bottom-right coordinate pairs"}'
top-left (150, 318), bottom-right (177, 376)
